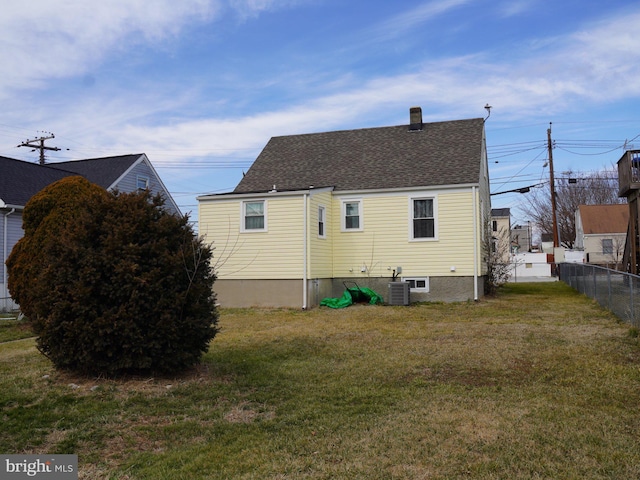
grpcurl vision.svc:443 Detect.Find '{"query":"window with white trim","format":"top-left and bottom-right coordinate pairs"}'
top-left (318, 205), bottom-right (326, 238)
top-left (602, 238), bottom-right (613, 254)
top-left (342, 200), bottom-right (362, 231)
top-left (412, 197), bottom-right (435, 239)
top-left (242, 200), bottom-right (266, 231)
top-left (136, 175), bottom-right (149, 190)
top-left (403, 277), bottom-right (430, 292)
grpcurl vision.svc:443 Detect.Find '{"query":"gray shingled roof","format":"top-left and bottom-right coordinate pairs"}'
top-left (234, 118), bottom-right (485, 193)
top-left (0, 154), bottom-right (143, 208)
top-left (0, 156), bottom-right (75, 207)
top-left (53, 154), bottom-right (142, 189)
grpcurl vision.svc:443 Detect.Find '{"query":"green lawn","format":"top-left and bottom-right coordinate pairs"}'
top-left (0, 313), bottom-right (34, 343)
top-left (1, 282), bottom-right (639, 479)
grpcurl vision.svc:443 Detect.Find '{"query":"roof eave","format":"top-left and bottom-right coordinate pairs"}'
top-left (198, 183), bottom-right (480, 202)
top-left (198, 186), bottom-right (334, 202)
top-left (333, 182), bottom-right (481, 196)
top-left (1, 202), bottom-right (24, 210)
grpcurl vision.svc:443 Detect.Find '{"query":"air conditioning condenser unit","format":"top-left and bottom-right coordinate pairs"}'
top-left (388, 282), bottom-right (410, 306)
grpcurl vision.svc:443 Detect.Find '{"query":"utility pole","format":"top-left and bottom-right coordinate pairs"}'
top-left (18, 133), bottom-right (61, 165)
top-left (547, 123), bottom-right (559, 248)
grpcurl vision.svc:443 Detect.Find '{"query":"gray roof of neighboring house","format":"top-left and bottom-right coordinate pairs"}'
top-left (0, 154), bottom-right (144, 208)
top-left (0, 156), bottom-right (75, 207)
top-left (233, 118), bottom-right (485, 194)
top-left (53, 154), bottom-right (142, 189)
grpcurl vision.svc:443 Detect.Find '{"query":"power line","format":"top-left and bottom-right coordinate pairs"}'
top-left (491, 182), bottom-right (547, 196)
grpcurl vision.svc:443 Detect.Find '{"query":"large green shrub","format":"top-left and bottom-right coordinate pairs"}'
top-left (7, 176), bottom-right (218, 375)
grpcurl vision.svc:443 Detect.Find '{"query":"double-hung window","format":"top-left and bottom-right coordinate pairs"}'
top-left (318, 206), bottom-right (326, 238)
top-left (242, 200), bottom-right (266, 231)
top-left (342, 200), bottom-right (362, 231)
top-left (602, 238), bottom-right (613, 255)
top-left (412, 197), bottom-right (435, 239)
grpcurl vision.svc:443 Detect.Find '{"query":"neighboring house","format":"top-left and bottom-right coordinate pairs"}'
top-left (1, 153), bottom-right (179, 311)
top-left (540, 233), bottom-right (554, 253)
top-left (574, 204), bottom-right (628, 268)
top-left (511, 223), bottom-right (532, 254)
top-left (198, 107), bottom-right (491, 308)
top-left (490, 208), bottom-right (511, 262)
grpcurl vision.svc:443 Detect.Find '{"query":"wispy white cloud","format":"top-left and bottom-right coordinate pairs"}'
top-left (0, 0), bottom-right (219, 96)
top-left (498, 0), bottom-right (536, 18)
top-left (103, 5), bottom-right (640, 160)
top-left (566, 10), bottom-right (640, 98)
top-left (228, 0), bottom-right (313, 20)
top-left (21, 4), bottom-right (637, 161)
top-left (368, 0), bottom-right (473, 42)
top-left (4, 1), bottom-right (640, 207)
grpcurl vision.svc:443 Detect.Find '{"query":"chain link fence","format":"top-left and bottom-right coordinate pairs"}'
top-left (558, 263), bottom-right (640, 328)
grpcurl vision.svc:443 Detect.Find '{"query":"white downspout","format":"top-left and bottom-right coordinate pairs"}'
top-left (3, 208), bottom-right (15, 311)
top-left (302, 192), bottom-right (308, 310)
top-left (472, 187), bottom-right (479, 301)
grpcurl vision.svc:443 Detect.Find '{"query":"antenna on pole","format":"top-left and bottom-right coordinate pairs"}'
top-left (484, 104), bottom-right (492, 122)
top-left (17, 132), bottom-right (61, 165)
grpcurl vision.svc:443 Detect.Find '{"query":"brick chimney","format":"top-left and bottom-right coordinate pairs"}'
top-left (409, 106), bottom-right (423, 131)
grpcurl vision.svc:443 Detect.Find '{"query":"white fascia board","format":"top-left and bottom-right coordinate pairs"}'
top-left (107, 154), bottom-right (144, 191)
top-left (108, 154), bottom-right (181, 215)
top-left (334, 183), bottom-right (480, 197)
top-left (0, 202), bottom-right (24, 210)
top-left (197, 186), bottom-right (333, 203)
top-left (138, 154), bottom-right (182, 214)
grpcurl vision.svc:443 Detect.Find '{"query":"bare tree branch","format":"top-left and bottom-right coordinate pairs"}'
top-left (519, 167), bottom-right (624, 248)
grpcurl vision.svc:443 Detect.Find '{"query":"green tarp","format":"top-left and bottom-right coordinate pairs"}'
top-left (320, 286), bottom-right (384, 308)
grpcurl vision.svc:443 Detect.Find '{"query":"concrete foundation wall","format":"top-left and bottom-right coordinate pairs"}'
top-left (332, 276), bottom-right (482, 303)
top-left (214, 279), bottom-right (304, 308)
top-left (214, 275), bottom-right (484, 308)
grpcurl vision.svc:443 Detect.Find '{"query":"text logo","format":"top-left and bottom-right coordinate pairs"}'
top-left (0, 455), bottom-right (77, 479)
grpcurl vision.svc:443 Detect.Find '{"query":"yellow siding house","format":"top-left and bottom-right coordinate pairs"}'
top-left (198, 107), bottom-right (491, 308)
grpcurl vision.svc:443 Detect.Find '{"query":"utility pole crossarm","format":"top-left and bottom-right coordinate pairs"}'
top-left (17, 133), bottom-right (61, 165)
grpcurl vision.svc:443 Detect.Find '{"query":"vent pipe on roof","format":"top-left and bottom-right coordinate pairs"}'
top-left (409, 106), bottom-right (423, 131)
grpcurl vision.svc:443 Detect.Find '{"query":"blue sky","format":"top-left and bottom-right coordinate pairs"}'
top-left (2, 0), bottom-right (640, 227)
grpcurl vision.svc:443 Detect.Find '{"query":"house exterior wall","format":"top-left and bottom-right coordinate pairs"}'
top-left (1, 209), bottom-right (23, 311)
top-left (330, 188), bottom-right (477, 279)
top-left (583, 233), bottom-right (625, 266)
top-left (112, 160), bottom-right (181, 215)
top-left (199, 185), bottom-right (485, 307)
top-left (511, 225), bottom-right (532, 253)
top-left (478, 133), bottom-right (492, 276)
top-left (308, 191), bottom-right (333, 278)
top-left (492, 215), bottom-right (511, 261)
top-left (199, 193), bottom-right (306, 280)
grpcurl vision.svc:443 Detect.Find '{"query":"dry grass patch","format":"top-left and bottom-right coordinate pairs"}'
top-left (2, 282), bottom-right (640, 479)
